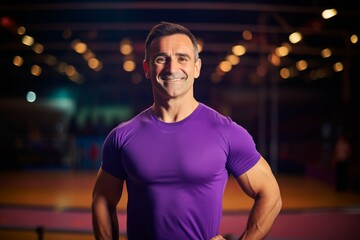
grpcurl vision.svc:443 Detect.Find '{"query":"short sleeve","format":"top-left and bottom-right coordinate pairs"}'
top-left (225, 121), bottom-right (261, 177)
top-left (101, 128), bottom-right (127, 179)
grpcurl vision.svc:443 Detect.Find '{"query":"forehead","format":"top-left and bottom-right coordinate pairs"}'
top-left (149, 34), bottom-right (194, 56)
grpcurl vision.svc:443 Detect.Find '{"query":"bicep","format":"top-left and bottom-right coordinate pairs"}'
top-left (236, 157), bottom-right (280, 199)
top-left (92, 168), bottom-right (124, 207)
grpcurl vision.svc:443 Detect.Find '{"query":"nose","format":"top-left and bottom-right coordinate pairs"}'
top-left (165, 57), bottom-right (178, 73)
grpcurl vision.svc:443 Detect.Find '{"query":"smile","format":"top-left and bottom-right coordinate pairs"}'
top-left (159, 73), bottom-right (187, 81)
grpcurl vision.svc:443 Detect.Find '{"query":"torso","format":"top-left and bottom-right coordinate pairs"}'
top-left (102, 103), bottom-right (260, 239)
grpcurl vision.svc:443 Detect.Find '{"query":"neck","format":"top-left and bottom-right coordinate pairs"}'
top-left (151, 98), bottom-right (199, 123)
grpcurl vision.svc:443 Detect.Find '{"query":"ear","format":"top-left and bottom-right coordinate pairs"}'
top-left (143, 60), bottom-right (150, 79)
top-left (194, 58), bottom-right (202, 79)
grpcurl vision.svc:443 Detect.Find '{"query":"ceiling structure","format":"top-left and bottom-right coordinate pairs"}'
top-left (0, 1), bottom-right (359, 123)
top-left (1, 1), bottom-right (358, 91)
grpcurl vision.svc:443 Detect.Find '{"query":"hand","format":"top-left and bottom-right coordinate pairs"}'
top-left (210, 235), bottom-right (226, 240)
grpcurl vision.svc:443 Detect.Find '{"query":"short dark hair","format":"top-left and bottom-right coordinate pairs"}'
top-left (144, 21), bottom-right (199, 62)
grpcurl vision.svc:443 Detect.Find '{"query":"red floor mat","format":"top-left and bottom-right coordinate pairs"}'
top-left (1, 206), bottom-right (360, 239)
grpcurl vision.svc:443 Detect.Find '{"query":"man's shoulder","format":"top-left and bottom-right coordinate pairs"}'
top-left (199, 103), bottom-right (232, 125)
top-left (108, 107), bottom-right (152, 135)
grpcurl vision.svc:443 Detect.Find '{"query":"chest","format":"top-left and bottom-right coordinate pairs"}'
top-left (121, 126), bottom-right (228, 184)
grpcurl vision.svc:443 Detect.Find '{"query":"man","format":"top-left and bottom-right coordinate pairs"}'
top-left (92, 21), bottom-right (282, 240)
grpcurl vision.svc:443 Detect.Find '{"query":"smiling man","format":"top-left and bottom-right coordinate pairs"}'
top-left (91, 21), bottom-right (282, 240)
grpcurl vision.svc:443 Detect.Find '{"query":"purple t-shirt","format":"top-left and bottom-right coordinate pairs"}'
top-left (101, 103), bottom-right (260, 240)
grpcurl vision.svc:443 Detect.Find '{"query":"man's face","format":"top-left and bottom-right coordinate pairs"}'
top-left (143, 34), bottom-right (201, 100)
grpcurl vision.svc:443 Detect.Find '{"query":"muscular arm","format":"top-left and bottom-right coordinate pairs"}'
top-left (237, 157), bottom-right (282, 240)
top-left (92, 168), bottom-right (124, 240)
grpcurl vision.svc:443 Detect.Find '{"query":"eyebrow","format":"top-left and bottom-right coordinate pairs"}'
top-left (153, 52), bottom-right (191, 59)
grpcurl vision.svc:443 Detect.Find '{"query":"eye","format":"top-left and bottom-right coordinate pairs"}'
top-left (178, 56), bottom-right (189, 63)
top-left (178, 56), bottom-right (189, 64)
top-left (155, 56), bottom-right (166, 64)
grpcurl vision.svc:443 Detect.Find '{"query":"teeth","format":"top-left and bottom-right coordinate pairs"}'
top-left (160, 75), bottom-right (185, 80)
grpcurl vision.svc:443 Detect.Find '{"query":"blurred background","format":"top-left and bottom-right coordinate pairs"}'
top-left (1, 0), bottom-right (360, 239)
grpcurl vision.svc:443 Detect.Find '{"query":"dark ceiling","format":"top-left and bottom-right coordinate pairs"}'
top-left (0, 1), bottom-right (359, 110)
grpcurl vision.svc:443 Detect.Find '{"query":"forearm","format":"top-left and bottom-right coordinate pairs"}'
top-left (92, 198), bottom-right (119, 240)
top-left (240, 194), bottom-right (282, 240)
